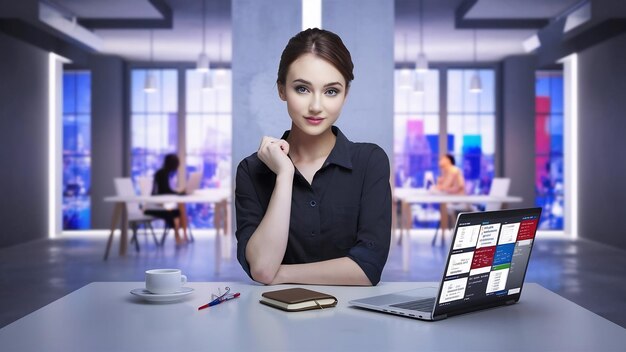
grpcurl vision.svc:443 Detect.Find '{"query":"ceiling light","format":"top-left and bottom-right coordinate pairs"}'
top-left (144, 71), bottom-right (157, 93)
top-left (523, 34), bottom-right (541, 53)
top-left (197, 0), bottom-right (210, 73)
top-left (398, 34), bottom-right (414, 89)
top-left (469, 30), bottom-right (482, 94)
top-left (144, 30), bottom-right (157, 93)
top-left (201, 72), bottom-right (213, 91)
top-left (469, 72), bottom-right (482, 93)
top-left (416, 53), bottom-right (429, 73)
top-left (564, 2), bottom-right (591, 33)
top-left (415, 0), bottom-right (429, 74)
top-left (413, 76), bottom-right (425, 95)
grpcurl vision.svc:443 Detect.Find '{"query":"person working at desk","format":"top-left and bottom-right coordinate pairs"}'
top-left (435, 154), bottom-right (470, 232)
top-left (235, 28), bottom-right (391, 286)
top-left (435, 154), bottom-right (466, 195)
top-left (144, 153), bottom-right (188, 245)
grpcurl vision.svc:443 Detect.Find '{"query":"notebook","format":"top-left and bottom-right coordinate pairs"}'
top-left (260, 288), bottom-right (337, 312)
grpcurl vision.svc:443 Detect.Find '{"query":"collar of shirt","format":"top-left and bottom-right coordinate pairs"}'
top-left (266, 125), bottom-right (353, 172)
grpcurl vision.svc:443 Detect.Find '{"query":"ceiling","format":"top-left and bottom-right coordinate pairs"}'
top-left (54, 0), bottom-right (163, 19)
top-left (395, 0), bottom-right (582, 62)
top-left (47, 0), bottom-right (582, 63)
top-left (465, 0), bottom-right (581, 19)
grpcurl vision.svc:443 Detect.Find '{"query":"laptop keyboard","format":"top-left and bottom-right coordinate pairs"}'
top-left (390, 297), bottom-right (436, 312)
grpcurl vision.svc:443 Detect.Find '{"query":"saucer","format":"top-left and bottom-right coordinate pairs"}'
top-left (130, 287), bottom-right (194, 302)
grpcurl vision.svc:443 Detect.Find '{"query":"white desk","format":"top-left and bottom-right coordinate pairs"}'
top-left (393, 188), bottom-right (523, 271)
top-left (1, 282), bottom-right (625, 351)
top-left (394, 188), bottom-right (523, 204)
top-left (103, 189), bottom-right (231, 260)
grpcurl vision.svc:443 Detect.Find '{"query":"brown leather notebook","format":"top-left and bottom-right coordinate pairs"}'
top-left (260, 288), bottom-right (338, 312)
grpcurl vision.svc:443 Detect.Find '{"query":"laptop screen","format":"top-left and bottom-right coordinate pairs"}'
top-left (434, 208), bottom-right (542, 317)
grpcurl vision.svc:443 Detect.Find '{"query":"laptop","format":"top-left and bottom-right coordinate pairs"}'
top-left (185, 172), bottom-right (202, 194)
top-left (350, 207), bottom-right (542, 321)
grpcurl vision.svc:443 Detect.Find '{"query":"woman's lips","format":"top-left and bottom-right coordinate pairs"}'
top-left (304, 117), bottom-right (324, 125)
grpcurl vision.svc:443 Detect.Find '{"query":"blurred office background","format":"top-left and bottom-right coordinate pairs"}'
top-left (1, 0), bottom-right (626, 329)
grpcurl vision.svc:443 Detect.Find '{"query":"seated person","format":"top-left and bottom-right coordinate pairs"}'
top-left (435, 154), bottom-right (470, 229)
top-left (435, 154), bottom-right (465, 195)
top-left (144, 153), bottom-right (188, 245)
top-left (235, 29), bottom-right (391, 286)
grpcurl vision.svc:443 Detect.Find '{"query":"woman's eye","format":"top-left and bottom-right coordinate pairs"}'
top-left (296, 86), bottom-right (309, 94)
top-left (326, 89), bottom-right (339, 96)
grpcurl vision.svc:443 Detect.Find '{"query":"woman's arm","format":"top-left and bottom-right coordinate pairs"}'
top-left (438, 169), bottom-right (464, 193)
top-left (437, 172), bottom-right (455, 193)
top-left (244, 137), bottom-right (295, 284)
top-left (270, 258), bottom-right (371, 286)
top-left (269, 146), bottom-right (391, 287)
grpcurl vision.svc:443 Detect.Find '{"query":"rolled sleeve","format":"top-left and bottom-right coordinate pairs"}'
top-left (346, 146), bottom-right (392, 285)
top-left (234, 159), bottom-right (265, 280)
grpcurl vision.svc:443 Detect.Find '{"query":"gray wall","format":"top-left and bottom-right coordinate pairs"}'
top-left (0, 32), bottom-right (48, 247)
top-left (578, 32), bottom-right (626, 250)
top-left (89, 56), bottom-right (125, 229)
top-left (232, 0), bottom-right (301, 175)
top-left (501, 55), bottom-right (537, 208)
top-left (232, 0), bottom-right (394, 175)
top-left (323, 0), bottom-right (394, 157)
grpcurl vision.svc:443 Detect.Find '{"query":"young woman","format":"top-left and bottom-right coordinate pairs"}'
top-left (144, 153), bottom-right (187, 245)
top-left (235, 28), bottom-right (391, 286)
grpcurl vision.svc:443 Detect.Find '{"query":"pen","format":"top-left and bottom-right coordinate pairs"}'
top-left (198, 292), bottom-right (240, 310)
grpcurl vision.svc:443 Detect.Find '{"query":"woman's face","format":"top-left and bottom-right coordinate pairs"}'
top-left (278, 53), bottom-right (348, 136)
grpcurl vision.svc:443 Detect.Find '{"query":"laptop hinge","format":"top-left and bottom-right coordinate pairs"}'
top-left (432, 314), bottom-right (447, 321)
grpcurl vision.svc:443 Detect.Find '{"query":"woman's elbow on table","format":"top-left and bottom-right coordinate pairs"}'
top-left (250, 266), bottom-right (277, 285)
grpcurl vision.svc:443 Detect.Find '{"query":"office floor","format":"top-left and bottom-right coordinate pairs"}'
top-left (1, 231), bottom-right (625, 330)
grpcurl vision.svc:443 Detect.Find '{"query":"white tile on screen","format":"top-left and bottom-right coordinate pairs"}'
top-left (453, 224), bottom-right (481, 250)
top-left (518, 239), bottom-right (533, 246)
top-left (439, 277), bottom-right (469, 304)
top-left (446, 251), bottom-right (474, 276)
top-left (486, 267), bottom-right (510, 294)
top-left (498, 223), bottom-right (520, 245)
top-left (469, 266), bottom-right (491, 276)
top-left (477, 223), bottom-right (501, 248)
top-left (498, 222), bottom-right (520, 245)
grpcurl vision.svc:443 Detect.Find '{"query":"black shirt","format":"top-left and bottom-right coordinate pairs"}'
top-left (152, 169), bottom-right (177, 195)
top-left (235, 126), bottom-right (391, 285)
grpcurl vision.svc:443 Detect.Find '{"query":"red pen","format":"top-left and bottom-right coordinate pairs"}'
top-left (198, 292), bottom-right (240, 310)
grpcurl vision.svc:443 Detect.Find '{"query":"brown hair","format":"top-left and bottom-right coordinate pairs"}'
top-left (277, 28), bottom-right (354, 88)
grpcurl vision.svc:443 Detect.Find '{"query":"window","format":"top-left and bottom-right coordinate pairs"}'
top-left (394, 68), bottom-right (497, 229)
top-left (535, 71), bottom-right (564, 230)
top-left (394, 69), bottom-right (441, 227)
top-left (62, 71), bottom-right (91, 230)
top-left (130, 69), bottom-right (178, 181)
top-left (185, 70), bottom-right (232, 228)
top-left (447, 69), bottom-right (496, 195)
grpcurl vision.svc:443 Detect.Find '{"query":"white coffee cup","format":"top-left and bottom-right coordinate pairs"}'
top-left (145, 269), bottom-right (187, 294)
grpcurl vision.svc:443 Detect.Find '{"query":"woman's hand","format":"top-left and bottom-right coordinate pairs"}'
top-left (257, 136), bottom-right (294, 176)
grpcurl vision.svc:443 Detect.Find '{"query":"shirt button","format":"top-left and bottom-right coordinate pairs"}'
top-left (310, 200), bottom-right (317, 207)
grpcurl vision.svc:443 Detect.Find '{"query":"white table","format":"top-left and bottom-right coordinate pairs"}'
top-left (103, 189), bottom-right (231, 260)
top-left (1, 282), bottom-right (625, 351)
top-left (394, 187), bottom-right (523, 204)
top-left (393, 188), bottom-right (523, 271)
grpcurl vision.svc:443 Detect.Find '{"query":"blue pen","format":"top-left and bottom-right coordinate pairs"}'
top-left (198, 292), bottom-right (240, 310)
